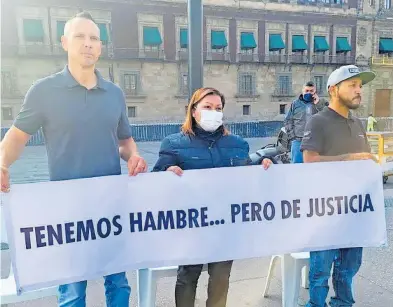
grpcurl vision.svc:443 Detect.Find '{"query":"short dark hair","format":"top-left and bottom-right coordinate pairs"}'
top-left (74, 11), bottom-right (96, 23)
top-left (327, 82), bottom-right (341, 98)
top-left (304, 81), bottom-right (315, 87)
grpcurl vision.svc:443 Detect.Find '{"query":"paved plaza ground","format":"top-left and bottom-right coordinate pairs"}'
top-left (2, 138), bottom-right (393, 306)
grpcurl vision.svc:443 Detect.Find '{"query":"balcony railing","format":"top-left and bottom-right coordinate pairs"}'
top-left (123, 89), bottom-right (147, 99)
top-left (139, 48), bottom-right (165, 60)
top-left (205, 51), bottom-right (230, 62)
top-left (1, 43), bottom-right (114, 59)
top-left (331, 54), bottom-right (355, 65)
top-left (371, 55), bottom-right (393, 66)
top-left (312, 54), bottom-right (356, 65)
top-left (113, 48), bottom-right (139, 60)
top-left (1, 88), bottom-right (21, 98)
top-left (237, 52), bottom-right (259, 63)
top-left (297, 0), bottom-right (346, 7)
top-left (272, 89), bottom-right (294, 97)
top-left (265, 54), bottom-right (287, 64)
top-left (2, 43), bottom-right (363, 67)
top-left (288, 54), bottom-right (308, 64)
top-left (178, 49), bottom-right (188, 61)
top-left (19, 44), bottom-right (52, 56)
top-left (312, 54), bottom-right (329, 64)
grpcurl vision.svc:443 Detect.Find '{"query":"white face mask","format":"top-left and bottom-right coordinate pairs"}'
top-left (198, 109), bottom-right (223, 132)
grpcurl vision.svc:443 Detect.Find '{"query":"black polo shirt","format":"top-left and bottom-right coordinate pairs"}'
top-left (300, 107), bottom-right (370, 155)
top-left (13, 66), bottom-right (132, 181)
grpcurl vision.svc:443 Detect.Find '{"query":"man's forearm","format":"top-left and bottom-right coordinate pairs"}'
top-left (0, 127), bottom-right (30, 168)
top-left (0, 141), bottom-right (24, 169)
top-left (119, 137), bottom-right (139, 162)
top-left (304, 153), bottom-right (352, 163)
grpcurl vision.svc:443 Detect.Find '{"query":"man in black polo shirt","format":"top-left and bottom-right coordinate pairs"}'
top-left (301, 65), bottom-right (377, 307)
top-left (284, 81), bottom-right (325, 163)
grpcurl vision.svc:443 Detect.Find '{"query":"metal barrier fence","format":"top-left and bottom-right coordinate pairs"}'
top-left (1, 118), bottom-right (392, 146)
top-left (360, 117), bottom-right (393, 132)
top-left (0, 121), bottom-right (283, 145)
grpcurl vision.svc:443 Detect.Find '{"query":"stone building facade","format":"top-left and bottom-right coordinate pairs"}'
top-left (1, 0), bottom-right (393, 127)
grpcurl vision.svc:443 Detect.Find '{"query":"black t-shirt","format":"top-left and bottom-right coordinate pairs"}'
top-left (301, 107), bottom-right (371, 155)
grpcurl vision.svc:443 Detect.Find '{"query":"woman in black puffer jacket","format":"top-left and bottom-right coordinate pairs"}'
top-left (152, 87), bottom-right (272, 307)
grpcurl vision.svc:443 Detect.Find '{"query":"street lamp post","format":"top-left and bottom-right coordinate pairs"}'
top-left (187, 0), bottom-right (203, 101)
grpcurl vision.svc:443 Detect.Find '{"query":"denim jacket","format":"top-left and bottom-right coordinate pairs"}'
top-left (284, 95), bottom-right (326, 141)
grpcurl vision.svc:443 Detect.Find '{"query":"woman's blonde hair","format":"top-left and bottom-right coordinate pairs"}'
top-left (181, 87), bottom-right (229, 135)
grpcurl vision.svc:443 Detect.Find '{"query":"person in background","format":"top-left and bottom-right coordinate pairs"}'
top-left (284, 81), bottom-right (326, 163)
top-left (0, 11), bottom-right (147, 307)
top-left (367, 113), bottom-right (377, 131)
top-left (152, 87), bottom-right (273, 307)
top-left (301, 64), bottom-right (377, 307)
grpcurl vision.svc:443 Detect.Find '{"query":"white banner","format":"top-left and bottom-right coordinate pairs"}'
top-left (2, 160), bottom-right (387, 293)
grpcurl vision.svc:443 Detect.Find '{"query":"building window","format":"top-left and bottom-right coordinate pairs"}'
top-left (127, 106), bottom-right (136, 118)
top-left (97, 23), bottom-right (109, 45)
top-left (2, 107), bottom-right (13, 120)
top-left (23, 19), bottom-right (44, 43)
top-left (56, 21), bottom-right (66, 42)
top-left (291, 34), bottom-right (307, 63)
top-left (268, 33), bottom-right (285, 62)
top-left (335, 37), bottom-right (351, 56)
top-left (314, 36), bottom-right (330, 55)
top-left (179, 73), bottom-right (188, 96)
top-left (385, 0), bottom-right (391, 9)
top-left (241, 49), bottom-right (254, 55)
top-left (279, 104), bottom-right (286, 115)
top-left (123, 73), bottom-right (140, 96)
top-left (292, 35), bottom-right (308, 53)
top-left (243, 105), bottom-right (251, 116)
top-left (276, 75), bottom-right (292, 96)
top-left (314, 76), bottom-right (325, 95)
top-left (238, 73), bottom-right (256, 96)
top-left (211, 30), bottom-right (228, 53)
top-left (180, 28), bottom-right (188, 50)
top-left (240, 32), bottom-right (257, 53)
top-left (379, 37), bottom-right (393, 56)
top-left (1, 71), bottom-right (14, 96)
top-left (143, 26), bottom-right (162, 51)
top-left (269, 33), bottom-right (285, 53)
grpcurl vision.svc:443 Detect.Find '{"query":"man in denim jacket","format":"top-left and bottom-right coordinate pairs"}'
top-left (284, 81), bottom-right (326, 163)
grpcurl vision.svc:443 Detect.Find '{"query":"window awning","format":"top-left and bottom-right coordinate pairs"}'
top-left (180, 28), bottom-right (188, 48)
top-left (143, 26), bottom-right (162, 46)
top-left (336, 37), bottom-right (352, 53)
top-left (269, 34), bottom-right (285, 51)
top-left (292, 35), bottom-right (308, 51)
top-left (211, 30), bottom-right (227, 49)
top-left (56, 21), bottom-right (66, 42)
top-left (240, 32), bottom-right (257, 50)
top-left (98, 23), bottom-right (109, 43)
top-left (379, 38), bottom-right (393, 53)
top-left (314, 36), bottom-right (329, 52)
top-left (23, 19), bottom-right (44, 42)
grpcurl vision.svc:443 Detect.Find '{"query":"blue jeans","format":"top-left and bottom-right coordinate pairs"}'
top-left (291, 139), bottom-right (304, 163)
top-left (306, 248), bottom-right (363, 307)
top-left (58, 272), bottom-right (131, 307)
